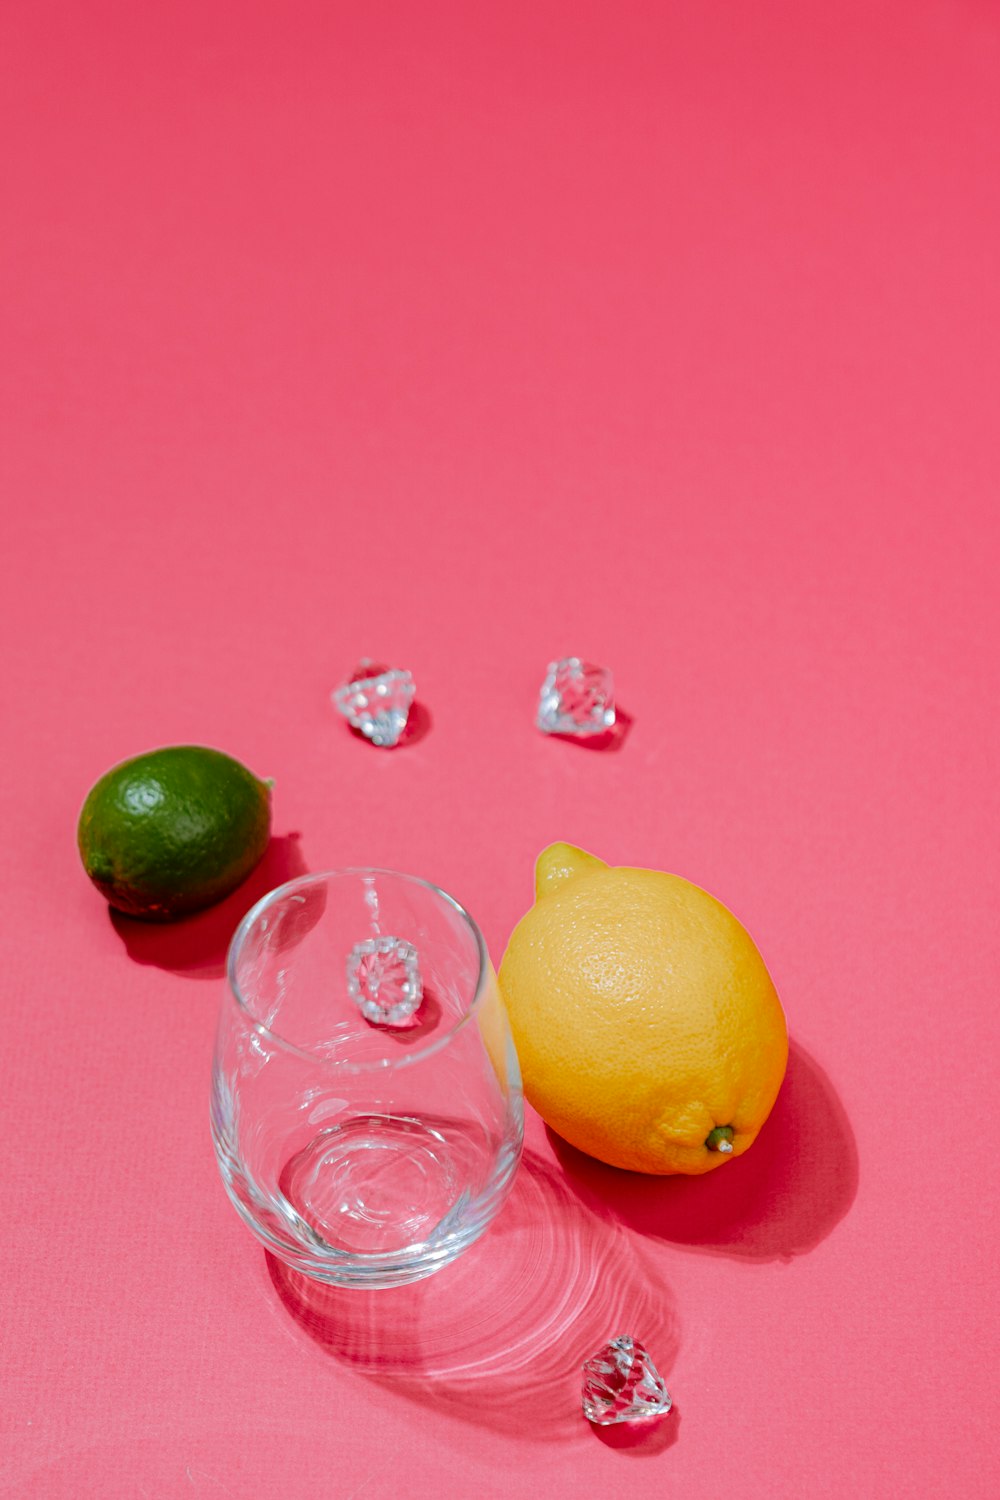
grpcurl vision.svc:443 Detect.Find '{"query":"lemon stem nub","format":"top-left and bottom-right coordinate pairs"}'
top-left (706, 1126), bottom-right (735, 1153)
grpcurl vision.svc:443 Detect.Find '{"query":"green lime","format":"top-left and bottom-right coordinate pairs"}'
top-left (77, 745), bottom-right (273, 920)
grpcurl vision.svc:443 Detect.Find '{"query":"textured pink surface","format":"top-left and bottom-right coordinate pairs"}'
top-left (2, 2), bottom-right (998, 1495)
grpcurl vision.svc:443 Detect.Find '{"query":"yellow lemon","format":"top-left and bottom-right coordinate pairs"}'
top-left (498, 843), bottom-right (788, 1175)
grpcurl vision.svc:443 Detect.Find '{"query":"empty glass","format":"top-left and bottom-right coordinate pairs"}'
top-left (211, 870), bottom-right (523, 1287)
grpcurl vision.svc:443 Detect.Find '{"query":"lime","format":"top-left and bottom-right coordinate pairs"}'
top-left (77, 745), bottom-right (273, 920)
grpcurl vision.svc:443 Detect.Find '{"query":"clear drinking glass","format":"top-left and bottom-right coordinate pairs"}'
top-left (211, 870), bottom-right (523, 1287)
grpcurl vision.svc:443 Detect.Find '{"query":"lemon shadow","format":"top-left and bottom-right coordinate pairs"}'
top-left (547, 1041), bottom-right (858, 1262)
top-left (109, 832), bottom-right (308, 980)
top-left (266, 1149), bottom-right (681, 1443)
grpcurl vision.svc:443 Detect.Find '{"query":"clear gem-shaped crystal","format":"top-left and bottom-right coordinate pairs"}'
top-left (333, 662), bottom-right (415, 748)
top-left (346, 936), bottom-right (423, 1026)
top-left (537, 657), bottom-right (615, 736)
top-left (581, 1336), bottom-right (672, 1426)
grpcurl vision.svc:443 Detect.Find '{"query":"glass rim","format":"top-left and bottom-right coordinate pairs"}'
top-left (225, 867), bottom-right (492, 1073)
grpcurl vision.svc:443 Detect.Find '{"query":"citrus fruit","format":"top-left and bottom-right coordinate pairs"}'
top-left (77, 746), bottom-right (272, 920)
top-left (498, 843), bottom-right (788, 1175)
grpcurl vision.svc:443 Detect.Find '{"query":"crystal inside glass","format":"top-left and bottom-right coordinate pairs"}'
top-left (212, 870), bottom-right (523, 1287)
top-left (537, 657), bottom-right (616, 736)
top-left (581, 1336), bottom-right (672, 1426)
top-left (333, 661), bottom-right (415, 747)
top-left (346, 934), bottom-right (423, 1027)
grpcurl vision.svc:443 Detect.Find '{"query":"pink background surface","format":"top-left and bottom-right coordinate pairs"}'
top-left (3, 2), bottom-right (998, 1495)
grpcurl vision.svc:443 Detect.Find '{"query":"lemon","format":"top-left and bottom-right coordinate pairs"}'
top-left (77, 746), bottom-right (272, 920)
top-left (498, 843), bottom-right (788, 1175)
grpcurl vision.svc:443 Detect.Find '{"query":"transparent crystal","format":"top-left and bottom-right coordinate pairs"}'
top-left (346, 936), bottom-right (423, 1027)
top-left (537, 658), bottom-right (615, 736)
top-left (333, 662), bottom-right (415, 748)
top-left (581, 1336), bottom-right (672, 1426)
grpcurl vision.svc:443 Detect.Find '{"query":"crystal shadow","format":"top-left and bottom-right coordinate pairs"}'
top-left (592, 1402), bottom-right (681, 1456)
top-left (109, 832), bottom-right (308, 980)
top-left (547, 705), bottom-right (633, 754)
top-left (266, 1149), bottom-right (680, 1442)
top-left (344, 698), bottom-right (432, 750)
top-left (547, 1040), bottom-right (857, 1262)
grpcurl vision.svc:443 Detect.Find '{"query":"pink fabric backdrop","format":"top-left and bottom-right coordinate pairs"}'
top-left (3, 2), bottom-right (998, 1495)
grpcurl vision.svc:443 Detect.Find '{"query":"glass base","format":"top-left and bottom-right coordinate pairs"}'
top-left (214, 1111), bottom-right (522, 1288)
top-left (280, 1115), bottom-right (464, 1254)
